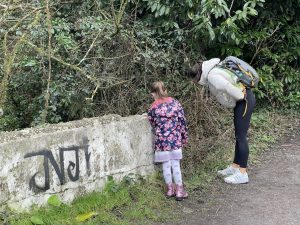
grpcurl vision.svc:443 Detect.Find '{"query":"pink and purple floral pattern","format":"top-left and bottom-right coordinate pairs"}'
top-left (147, 97), bottom-right (188, 151)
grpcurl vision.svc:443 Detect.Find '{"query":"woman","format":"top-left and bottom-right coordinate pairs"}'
top-left (188, 58), bottom-right (256, 184)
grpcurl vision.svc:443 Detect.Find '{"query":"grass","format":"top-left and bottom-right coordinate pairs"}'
top-left (3, 109), bottom-right (299, 225)
top-left (5, 175), bottom-right (174, 225)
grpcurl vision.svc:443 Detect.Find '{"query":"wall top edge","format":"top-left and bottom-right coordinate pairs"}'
top-left (0, 113), bottom-right (147, 144)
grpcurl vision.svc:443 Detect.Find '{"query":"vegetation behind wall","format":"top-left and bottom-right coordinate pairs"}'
top-left (0, 0), bottom-right (299, 171)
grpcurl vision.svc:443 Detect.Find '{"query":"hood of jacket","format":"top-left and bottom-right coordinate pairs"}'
top-left (149, 97), bottom-right (184, 119)
top-left (199, 58), bottom-right (220, 86)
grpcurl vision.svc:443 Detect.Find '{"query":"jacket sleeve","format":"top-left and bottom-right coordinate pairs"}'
top-left (177, 103), bottom-right (188, 145)
top-left (147, 109), bottom-right (155, 127)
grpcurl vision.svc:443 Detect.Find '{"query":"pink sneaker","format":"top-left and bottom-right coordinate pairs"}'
top-left (175, 184), bottom-right (188, 201)
top-left (166, 183), bottom-right (175, 198)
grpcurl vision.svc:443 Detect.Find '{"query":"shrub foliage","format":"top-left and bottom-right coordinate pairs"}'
top-left (0, 0), bottom-right (299, 132)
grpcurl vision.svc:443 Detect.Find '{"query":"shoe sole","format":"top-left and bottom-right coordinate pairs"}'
top-left (176, 196), bottom-right (188, 201)
top-left (224, 181), bottom-right (249, 184)
top-left (217, 172), bottom-right (235, 177)
top-left (166, 195), bottom-right (175, 199)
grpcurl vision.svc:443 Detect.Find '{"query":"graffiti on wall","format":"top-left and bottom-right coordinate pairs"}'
top-left (24, 138), bottom-right (91, 193)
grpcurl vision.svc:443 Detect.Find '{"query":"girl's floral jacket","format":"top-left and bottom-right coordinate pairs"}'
top-left (147, 97), bottom-right (188, 151)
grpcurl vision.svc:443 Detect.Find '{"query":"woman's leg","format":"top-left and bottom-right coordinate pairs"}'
top-left (224, 90), bottom-right (256, 184)
top-left (233, 89), bottom-right (256, 169)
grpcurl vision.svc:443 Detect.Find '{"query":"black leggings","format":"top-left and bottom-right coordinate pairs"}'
top-left (233, 89), bottom-right (256, 168)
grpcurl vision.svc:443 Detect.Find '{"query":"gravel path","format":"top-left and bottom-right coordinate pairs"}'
top-left (156, 128), bottom-right (300, 225)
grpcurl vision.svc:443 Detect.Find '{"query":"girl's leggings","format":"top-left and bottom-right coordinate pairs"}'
top-left (233, 88), bottom-right (256, 168)
top-left (162, 160), bottom-right (183, 185)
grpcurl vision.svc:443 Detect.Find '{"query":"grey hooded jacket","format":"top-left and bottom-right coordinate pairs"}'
top-left (199, 58), bottom-right (244, 108)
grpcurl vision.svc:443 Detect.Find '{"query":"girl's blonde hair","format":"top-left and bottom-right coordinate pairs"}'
top-left (150, 81), bottom-right (168, 99)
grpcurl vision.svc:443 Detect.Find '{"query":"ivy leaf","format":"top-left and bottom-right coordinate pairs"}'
top-left (150, 3), bottom-right (157, 12)
top-left (159, 5), bottom-right (166, 16)
top-left (187, 11), bottom-right (194, 20)
top-left (165, 7), bottom-right (170, 15)
top-left (16, 30), bottom-right (22, 36)
top-left (24, 60), bottom-right (37, 67)
top-left (30, 216), bottom-right (44, 225)
top-left (75, 212), bottom-right (98, 222)
top-left (248, 8), bottom-right (258, 16)
top-left (173, 22), bottom-right (179, 29)
top-left (47, 195), bottom-right (62, 207)
top-left (207, 25), bottom-right (215, 40)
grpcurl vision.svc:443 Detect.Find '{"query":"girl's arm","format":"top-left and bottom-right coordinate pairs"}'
top-left (178, 104), bottom-right (188, 145)
top-left (147, 109), bottom-right (155, 127)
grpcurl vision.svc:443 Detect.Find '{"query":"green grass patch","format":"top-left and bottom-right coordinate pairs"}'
top-left (5, 175), bottom-right (174, 225)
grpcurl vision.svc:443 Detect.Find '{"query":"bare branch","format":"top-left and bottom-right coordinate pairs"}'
top-left (0, 4), bottom-right (8, 9)
top-left (0, 10), bottom-right (41, 109)
top-left (110, 0), bottom-right (128, 32)
top-left (84, 53), bottom-right (131, 61)
top-left (228, 0), bottom-right (235, 17)
top-left (85, 80), bottom-right (129, 101)
top-left (77, 31), bottom-right (101, 66)
top-left (250, 25), bottom-right (280, 64)
top-left (42, 0), bottom-right (53, 124)
top-left (26, 41), bottom-right (99, 84)
top-left (3, 7), bottom-right (42, 58)
top-left (85, 85), bottom-right (99, 101)
top-left (0, 4), bottom-right (41, 11)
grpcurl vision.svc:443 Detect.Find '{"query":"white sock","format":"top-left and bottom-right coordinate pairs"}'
top-left (171, 159), bottom-right (183, 185)
top-left (162, 160), bottom-right (172, 184)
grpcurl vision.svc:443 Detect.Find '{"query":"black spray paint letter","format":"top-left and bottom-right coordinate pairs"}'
top-left (24, 143), bottom-right (91, 193)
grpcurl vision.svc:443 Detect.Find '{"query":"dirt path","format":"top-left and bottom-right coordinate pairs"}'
top-left (156, 128), bottom-right (300, 225)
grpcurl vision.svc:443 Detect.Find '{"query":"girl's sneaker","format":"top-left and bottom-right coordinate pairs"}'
top-left (166, 183), bottom-right (175, 198)
top-left (217, 166), bottom-right (239, 176)
top-left (224, 170), bottom-right (249, 184)
top-left (175, 184), bottom-right (188, 201)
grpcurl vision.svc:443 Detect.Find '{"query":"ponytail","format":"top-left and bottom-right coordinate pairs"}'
top-left (150, 81), bottom-right (168, 99)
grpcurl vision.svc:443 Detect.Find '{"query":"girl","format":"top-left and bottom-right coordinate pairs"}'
top-left (147, 81), bottom-right (188, 201)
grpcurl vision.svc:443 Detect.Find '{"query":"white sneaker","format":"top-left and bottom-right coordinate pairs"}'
top-left (217, 166), bottom-right (239, 176)
top-left (224, 170), bottom-right (249, 184)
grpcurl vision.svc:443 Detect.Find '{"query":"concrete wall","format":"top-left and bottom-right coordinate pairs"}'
top-left (0, 114), bottom-right (154, 210)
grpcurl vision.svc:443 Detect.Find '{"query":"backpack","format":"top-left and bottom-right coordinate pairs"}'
top-left (219, 56), bottom-right (259, 88)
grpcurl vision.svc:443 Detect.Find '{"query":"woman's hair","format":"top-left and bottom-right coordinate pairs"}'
top-left (150, 81), bottom-right (168, 99)
top-left (186, 60), bottom-right (203, 82)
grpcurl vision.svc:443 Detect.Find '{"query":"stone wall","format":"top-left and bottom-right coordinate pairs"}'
top-left (0, 114), bottom-right (154, 210)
